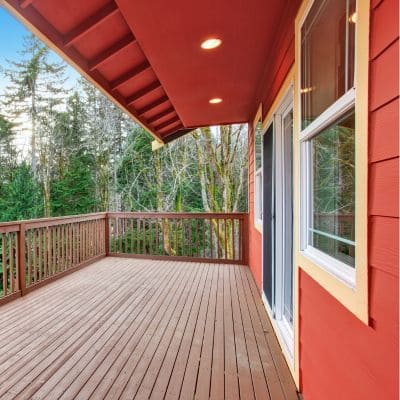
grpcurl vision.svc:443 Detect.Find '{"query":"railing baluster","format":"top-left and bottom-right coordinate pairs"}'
top-left (38, 228), bottom-right (42, 280)
top-left (209, 218), bottom-right (213, 259)
top-left (2, 233), bottom-right (7, 297)
top-left (230, 219), bottom-right (236, 260)
top-left (149, 218), bottom-right (153, 256)
top-left (155, 218), bottom-right (159, 255)
top-left (9, 233), bottom-right (14, 293)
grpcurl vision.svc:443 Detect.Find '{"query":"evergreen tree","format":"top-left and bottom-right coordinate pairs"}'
top-left (51, 153), bottom-right (98, 216)
top-left (0, 162), bottom-right (43, 222)
top-left (0, 114), bottom-right (17, 184)
top-left (2, 34), bottom-right (67, 176)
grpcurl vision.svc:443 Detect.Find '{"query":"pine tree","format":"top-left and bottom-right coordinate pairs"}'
top-left (2, 34), bottom-right (67, 175)
top-left (0, 114), bottom-right (17, 185)
top-left (51, 153), bottom-right (98, 216)
top-left (0, 162), bottom-right (43, 222)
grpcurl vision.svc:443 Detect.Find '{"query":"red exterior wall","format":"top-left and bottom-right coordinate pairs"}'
top-left (247, 0), bottom-right (399, 399)
top-left (248, 123), bottom-right (262, 289)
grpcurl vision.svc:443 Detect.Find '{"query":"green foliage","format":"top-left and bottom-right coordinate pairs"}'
top-left (0, 162), bottom-right (43, 222)
top-left (51, 153), bottom-right (98, 216)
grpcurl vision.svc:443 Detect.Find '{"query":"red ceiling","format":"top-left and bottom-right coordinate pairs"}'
top-left (3, 0), bottom-right (291, 142)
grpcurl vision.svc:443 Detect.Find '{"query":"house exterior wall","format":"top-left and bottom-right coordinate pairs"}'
top-left (247, 0), bottom-right (399, 398)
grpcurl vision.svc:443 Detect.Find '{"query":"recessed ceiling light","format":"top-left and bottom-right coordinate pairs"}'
top-left (209, 98), bottom-right (223, 104)
top-left (201, 38), bottom-right (222, 50)
top-left (349, 12), bottom-right (357, 23)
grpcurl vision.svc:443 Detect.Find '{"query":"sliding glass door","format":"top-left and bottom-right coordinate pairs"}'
top-left (262, 89), bottom-right (294, 354)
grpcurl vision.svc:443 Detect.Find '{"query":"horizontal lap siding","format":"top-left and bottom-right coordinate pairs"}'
top-left (299, 1), bottom-right (399, 399)
top-left (248, 124), bottom-right (262, 288)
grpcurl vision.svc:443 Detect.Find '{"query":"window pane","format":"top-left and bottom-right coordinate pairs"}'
top-left (311, 109), bottom-right (355, 267)
top-left (301, 0), bottom-right (356, 128)
top-left (255, 120), bottom-right (262, 170)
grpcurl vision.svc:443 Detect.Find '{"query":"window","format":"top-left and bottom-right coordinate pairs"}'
top-left (300, 0), bottom-right (357, 285)
top-left (254, 119), bottom-right (263, 225)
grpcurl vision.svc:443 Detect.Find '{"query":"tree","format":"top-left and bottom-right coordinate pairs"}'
top-left (2, 34), bottom-right (67, 176)
top-left (0, 162), bottom-right (43, 222)
top-left (51, 153), bottom-right (98, 216)
top-left (192, 124), bottom-right (248, 213)
top-left (0, 115), bottom-right (17, 184)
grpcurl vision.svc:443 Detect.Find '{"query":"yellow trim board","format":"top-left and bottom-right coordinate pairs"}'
top-left (252, 104), bottom-right (263, 232)
top-left (152, 140), bottom-right (164, 151)
top-left (293, 0), bottom-right (370, 332)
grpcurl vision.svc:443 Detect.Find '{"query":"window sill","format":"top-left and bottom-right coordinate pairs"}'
top-left (301, 246), bottom-right (356, 289)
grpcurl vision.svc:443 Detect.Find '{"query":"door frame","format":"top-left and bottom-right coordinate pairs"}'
top-left (261, 83), bottom-right (295, 362)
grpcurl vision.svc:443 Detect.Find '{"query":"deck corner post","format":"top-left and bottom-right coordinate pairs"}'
top-left (242, 213), bottom-right (249, 265)
top-left (17, 223), bottom-right (26, 294)
top-left (104, 213), bottom-right (110, 256)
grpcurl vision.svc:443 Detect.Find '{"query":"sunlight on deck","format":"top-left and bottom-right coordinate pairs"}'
top-left (0, 257), bottom-right (298, 399)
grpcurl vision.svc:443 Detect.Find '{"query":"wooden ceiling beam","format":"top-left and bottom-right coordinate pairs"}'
top-left (110, 61), bottom-right (151, 90)
top-left (160, 123), bottom-right (184, 137)
top-left (20, 0), bottom-right (34, 8)
top-left (137, 95), bottom-right (169, 116)
top-left (147, 106), bottom-right (175, 124)
top-left (154, 115), bottom-right (180, 131)
top-left (64, 2), bottom-right (119, 47)
top-left (89, 33), bottom-right (136, 71)
top-left (126, 81), bottom-right (161, 105)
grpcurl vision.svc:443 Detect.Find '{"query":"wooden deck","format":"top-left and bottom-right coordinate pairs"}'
top-left (0, 257), bottom-right (298, 400)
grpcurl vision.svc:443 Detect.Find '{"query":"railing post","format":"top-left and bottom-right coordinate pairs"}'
top-left (18, 223), bottom-right (26, 294)
top-left (242, 214), bottom-right (249, 265)
top-left (104, 213), bottom-right (110, 256)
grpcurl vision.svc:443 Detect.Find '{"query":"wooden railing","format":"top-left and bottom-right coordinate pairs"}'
top-left (0, 212), bottom-right (248, 305)
top-left (0, 213), bottom-right (107, 304)
top-left (107, 212), bottom-right (248, 264)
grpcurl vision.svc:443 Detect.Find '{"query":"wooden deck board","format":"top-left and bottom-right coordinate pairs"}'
top-left (0, 257), bottom-right (298, 400)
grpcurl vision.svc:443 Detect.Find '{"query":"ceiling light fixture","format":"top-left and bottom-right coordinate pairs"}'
top-left (201, 38), bottom-right (222, 50)
top-left (349, 12), bottom-right (357, 23)
top-left (209, 98), bottom-right (223, 104)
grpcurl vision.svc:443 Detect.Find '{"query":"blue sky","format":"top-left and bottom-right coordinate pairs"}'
top-left (0, 6), bottom-right (80, 93)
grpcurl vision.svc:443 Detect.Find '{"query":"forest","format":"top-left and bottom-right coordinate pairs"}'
top-left (0, 35), bottom-right (248, 223)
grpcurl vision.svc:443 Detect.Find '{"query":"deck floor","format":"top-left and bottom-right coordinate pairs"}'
top-left (0, 257), bottom-right (298, 399)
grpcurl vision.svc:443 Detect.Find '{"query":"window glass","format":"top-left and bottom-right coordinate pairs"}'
top-left (301, 0), bottom-right (356, 128)
top-left (255, 120), bottom-right (262, 170)
top-left (310, 109), bottom-right (355, 267)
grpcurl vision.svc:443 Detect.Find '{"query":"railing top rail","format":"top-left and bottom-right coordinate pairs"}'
top-left (0, 224), bottom-right (20, 234)
top-left (0, 212), bottom-right (107, 230)
top-left (108, 212), bottom-right (248, 219)
top-left (0, 211), bottom-right (249, 230)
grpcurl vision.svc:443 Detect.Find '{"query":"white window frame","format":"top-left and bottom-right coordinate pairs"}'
top-left (255, 168), bottom-right (263, 226)
top-left (299, 1), bottom-right (357, 288)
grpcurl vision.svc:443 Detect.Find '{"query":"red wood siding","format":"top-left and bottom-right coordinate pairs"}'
top-left (248, 123), bottom-right (263, 289)
top-left (299, 1), bottom-right (399, 399)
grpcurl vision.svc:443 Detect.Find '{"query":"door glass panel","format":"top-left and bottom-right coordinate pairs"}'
top-left (262, 124), bottom-right (274, 307)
